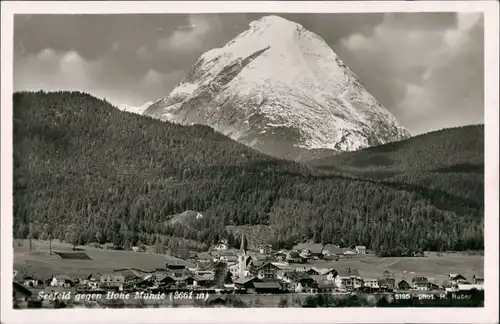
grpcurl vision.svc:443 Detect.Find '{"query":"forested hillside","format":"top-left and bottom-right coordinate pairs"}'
top-left (13, 91), bottom-right (484, 255)
top-left (309, 125), bottom-right (483, 178)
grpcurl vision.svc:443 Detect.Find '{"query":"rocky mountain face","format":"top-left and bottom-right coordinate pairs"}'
top-left (144, 15), bottom-right (411, 160)
top-left (117, 101), bottom-right (153, 115)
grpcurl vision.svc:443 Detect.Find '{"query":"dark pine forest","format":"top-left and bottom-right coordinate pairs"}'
top-left (13, 91), bottom-right (484, 256)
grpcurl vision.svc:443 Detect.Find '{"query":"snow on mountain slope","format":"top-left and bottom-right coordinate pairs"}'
top-left (144, 15), bottom-right (411, 160)
top-left (117, 101), bottom-right (153, 115)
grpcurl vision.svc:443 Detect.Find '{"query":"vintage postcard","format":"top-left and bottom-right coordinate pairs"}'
top-left (1, 1), bottom-right (498, 323)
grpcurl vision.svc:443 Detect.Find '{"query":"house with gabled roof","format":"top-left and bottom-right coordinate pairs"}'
top-left (157, 272), bottom-right (196, 287)
top-left (323, 269), bottom-right (338, 281)
top-left (344, 249), bottom-right (357, 256)
top-left (13, 281), bottom-right (33, 308)
top-left (364, 278), bottom-right (380, 289)
top-left (472, 274), bottom-right (484, 285)
top-left (22, 275), bottom-right (42, 288)
top-left (193, 273), bottom-right (214, 287)
top-left (113, 268), bottom-right (148, 285)
top-left (412, 276), bottom-right (429, 290)
top-left (397, 279), bottom-right (411, 290)
top-left (322, 244), bottom-right (343, 256)
top-left (316, 280), bottom-right (336, 293)
top-left (378, 277), bottom-right (396, 291)
top-left (100, 273), bottom-right (125, 289)
top-left (309, 274), bottom-right (328, 284)
top-left (252, 280), bottom-right (282, 294)
top-left (249, 261), bottom-right (281, 279)
top-left (232, 276), bottom-right (259, 291)
top-left (165, 259), bottom-right (187, 271)
top-left (292, 242), bottom-right (324, 258)
top-left (334, 268), bottom-right (363, 290)
top-left (355, 246), bottom-right (367, 254)
top-left (281, 271), bottom-right (315, 292)
top-left (449, 273), bottom-right (467, 285)
top-left (46, 274), bottom-right (74, 287)
top-left (305, 267), bottom-right (321, 276)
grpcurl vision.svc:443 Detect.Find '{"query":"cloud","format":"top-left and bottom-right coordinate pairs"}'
top-left (157, 15), bottom-right (221, 53)
top-left (14, 48), bottom-right (184, 107)
top-left (15, 48), bottom-right (102, 92)
top-left (337, 13), bottom-right (484, 134)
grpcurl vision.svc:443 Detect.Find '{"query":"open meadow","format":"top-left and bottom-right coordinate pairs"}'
top-left (13, 240), bottom-right (193, 279)
top-left (304, 254), bottom-right (484, 285)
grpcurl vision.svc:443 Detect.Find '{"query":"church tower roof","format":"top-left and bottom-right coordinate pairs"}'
top-left (240, 232), bottom-right (246, 254)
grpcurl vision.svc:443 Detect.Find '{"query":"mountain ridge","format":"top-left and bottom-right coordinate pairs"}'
top-left (117, 101), bottom-right (153, 115)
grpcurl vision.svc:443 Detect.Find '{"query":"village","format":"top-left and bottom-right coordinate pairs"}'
top-left (13, 234), bottom-right (485, 308)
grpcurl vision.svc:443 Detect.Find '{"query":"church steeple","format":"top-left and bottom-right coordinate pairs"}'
top-left (240, 231), bottom-right (246, 255)
top-left (238, 232), bottom-right (246, 279)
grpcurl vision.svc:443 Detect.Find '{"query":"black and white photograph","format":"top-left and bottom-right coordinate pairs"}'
top-left (1, 1), bottom-right (498, 323)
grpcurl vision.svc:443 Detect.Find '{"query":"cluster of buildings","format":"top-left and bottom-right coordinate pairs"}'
top-left (13, 234), bottom-right (484, 308)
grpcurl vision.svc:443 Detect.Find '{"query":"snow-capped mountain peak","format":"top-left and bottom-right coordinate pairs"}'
top-left (117, 101), bottom-right (153, 115)
top-left (144, 15), bottom-right (411, 160)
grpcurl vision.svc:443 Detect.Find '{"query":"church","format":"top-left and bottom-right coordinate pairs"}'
top-left (228, 232), bottom-right (253, 279)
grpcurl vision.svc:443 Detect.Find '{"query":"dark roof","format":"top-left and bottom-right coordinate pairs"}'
top-left (306, 268), bottom-right (320, 274)
top-left (412, 276), bottom-right (428, 283)
top-left (287, 272), bottom-right (312, 281)
top-left (323, 269), bottom-right (338, 275)
top-left (219, 250), bottom-right (236, 257)
top-left (224, 255), bottom-right (238, 262)
top-left (23, 275), bottom-right (36, 280)
top-left (248, 253), bottom-right (267, 261)
top-left (251, 261), bottom-right (279, 270)
top-left (253, 281), bottom-right (282, 289)
top-left (87, 273), bottom-right (101, 280)
top-left (159, 272), bottom-right (195, 282)
top-left (317, 280), bottom-right (336, 289)
top-left (13, 281), bottom-right (32, 297)
top-left (309, 275), bottom-right (328, 283)
top-left (115, 269), bottom-right (144, 280)
top-left (413, 280), bottom-right (429, 285)
top-left (197, 252), bottom-right (212, 259)
top-left (322, 245), bottom-right (344, 255)
top-left (156, 274), bottom-right (169, 282)
top-left (378, 277), bottom-right (396, 285)
top-left (398, 279), bottom-right (410, 285)
top-left (194, 274), bottom-right (214, 282)
top-left (337, 268), bottom-right (360, 277)
top-left (450, 274), bottom-right (467, 280)
top-left (233, 276), bottom-right (258, 285)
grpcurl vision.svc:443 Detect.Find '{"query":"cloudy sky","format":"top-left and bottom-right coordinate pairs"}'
top-left (14, 12), bottom-right (483, 134)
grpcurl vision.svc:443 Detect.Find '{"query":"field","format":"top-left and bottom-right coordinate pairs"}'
top-left (303, 254), bottom-right (483, 285)
top-left (13, 240), bottom-right (483, 286)
top-left (13, 240), bottom-right (194, 279)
